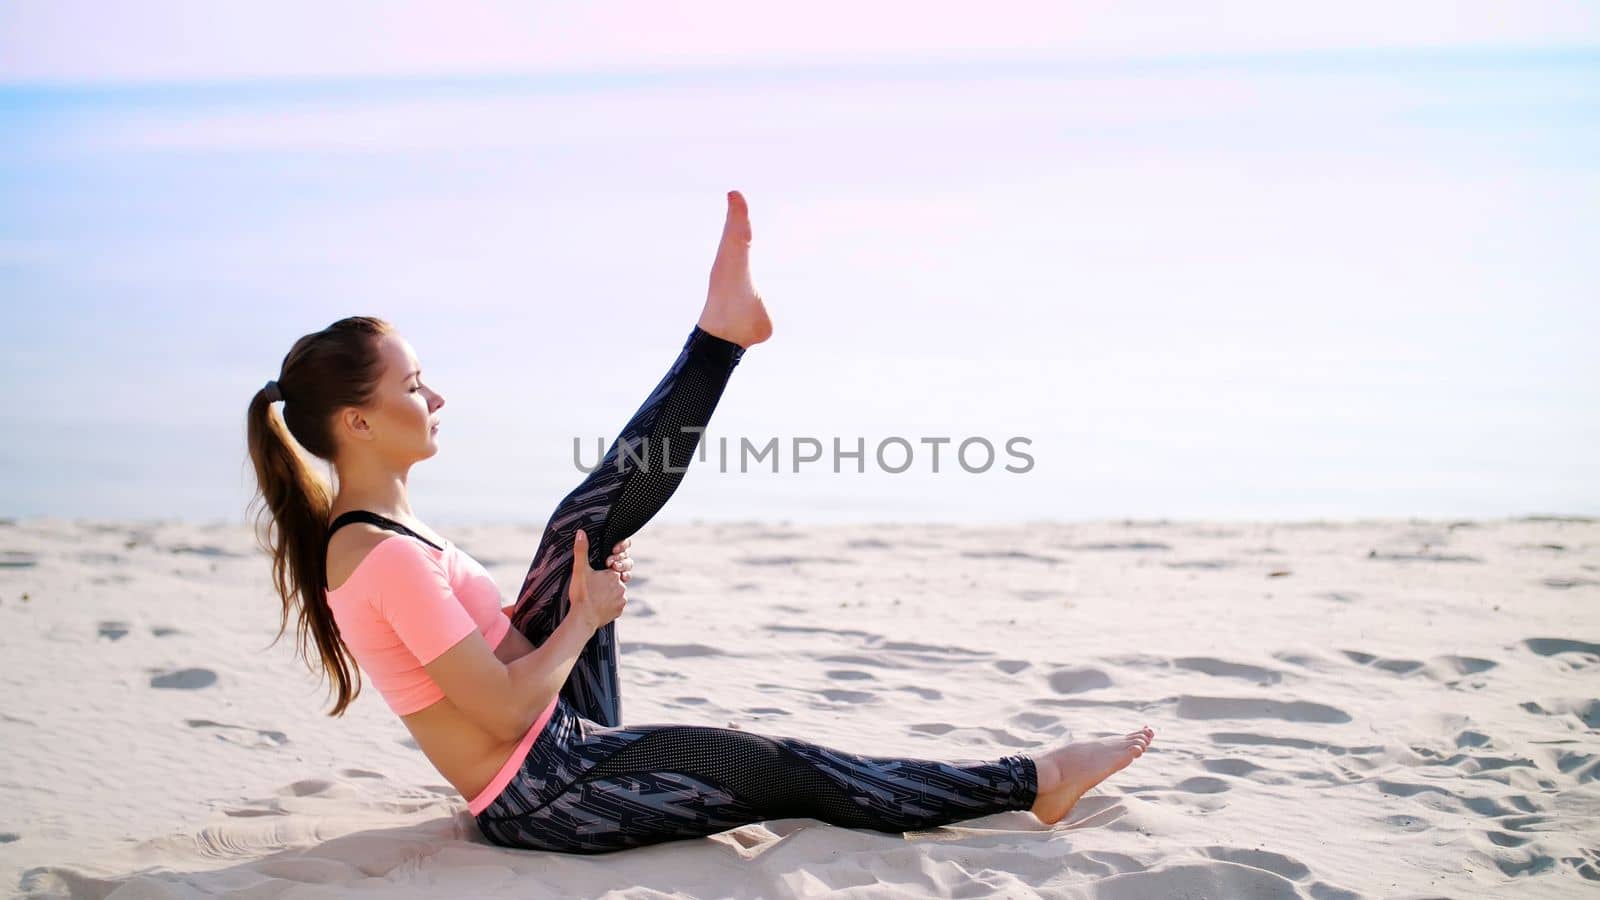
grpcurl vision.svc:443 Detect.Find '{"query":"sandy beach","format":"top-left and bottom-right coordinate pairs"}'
top-left (2, 514), bottom-right (1596, 898)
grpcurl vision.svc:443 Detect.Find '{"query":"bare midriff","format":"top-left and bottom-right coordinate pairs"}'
top-left (392, 652), bottom-right (559, 812)
top-left (399, 695), bottom-right (529, 802)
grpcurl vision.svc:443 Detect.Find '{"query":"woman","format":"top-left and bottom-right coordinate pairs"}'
top-left (246, 190), bottom-right (1154, 855)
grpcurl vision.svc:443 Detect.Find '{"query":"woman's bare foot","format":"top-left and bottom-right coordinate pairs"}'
top-left (1029, 726), bottom-right (1155, 826)
top-left (698, 190), bottom-right (773, 349)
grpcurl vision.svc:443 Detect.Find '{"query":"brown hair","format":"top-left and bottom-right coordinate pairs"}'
top-left (246, 315), bottom-right (394, 716)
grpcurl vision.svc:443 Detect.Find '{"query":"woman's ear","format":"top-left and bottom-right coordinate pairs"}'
top-left (337, 406), bottom-right (373, 442)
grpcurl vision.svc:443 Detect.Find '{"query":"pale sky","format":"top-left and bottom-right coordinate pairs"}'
top-left (3, 3), bottom-right (1596, 523)
top-left (3, 0), bottom-right (1598, 85)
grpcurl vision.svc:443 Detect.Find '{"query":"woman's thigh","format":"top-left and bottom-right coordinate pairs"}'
top-left (474, 701), bottom-right (1037, 855)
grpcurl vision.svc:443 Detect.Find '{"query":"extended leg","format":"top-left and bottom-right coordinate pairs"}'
top-left (475, 707), bottom-right (1038, 854)
top-left (508, 324), bottom-right (746, 727)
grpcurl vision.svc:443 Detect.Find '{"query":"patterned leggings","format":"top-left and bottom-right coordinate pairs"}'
top-left (474, 324), bottom-right (1038, 854)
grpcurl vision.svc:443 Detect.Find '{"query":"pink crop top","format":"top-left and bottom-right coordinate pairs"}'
top-left (325, 533), bottom-right (558, 815)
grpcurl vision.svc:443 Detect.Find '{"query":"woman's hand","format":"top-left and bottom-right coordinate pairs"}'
top-left (567, 530), bottom-right (632, 632)
top-left (605, 537), bottom-right (634, 583)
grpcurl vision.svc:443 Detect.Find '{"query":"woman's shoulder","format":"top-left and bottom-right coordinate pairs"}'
top-left (326, 524), bottom-right (411, 593)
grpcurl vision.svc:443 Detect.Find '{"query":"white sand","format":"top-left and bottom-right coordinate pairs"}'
top-left (1, 515), bottom-right (1596, 898)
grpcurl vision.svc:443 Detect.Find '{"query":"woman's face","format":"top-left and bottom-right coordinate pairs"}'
top-left (363, 332), bottom-right (446, 460)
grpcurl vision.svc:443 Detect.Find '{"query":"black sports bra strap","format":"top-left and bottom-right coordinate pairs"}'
top-left (326, 509), bottom-right (445, 552)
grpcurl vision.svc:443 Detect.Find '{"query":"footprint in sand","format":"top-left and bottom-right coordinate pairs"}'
top-left (844, 538), bottom-right (893, 549)
top-left (97, 620), bottom-right (130, 641)
top-left (1174, 657), bottom-right (1286, 686)
top-left (1542, 576), bottom-right (1600, 589)
top-left (1382, 812), bottom-right (1432, 833)
top-left (906, 722), bottom-right (1032, 748)
top-left (1523, 637), bottom-right (1600, 659)
top-left (1176, 696), bottom-right (1351, 724)
top-left (1519, 698), bottom-right (1600, 728)
top-left (1047, 667), bottom-right (1113, 693)
top-left (621, 641), bottom-right (723, 659)
top-left (1209, 732), bottom-right (1383, 756)
top-left (185, 718), bottom-right (289, 748)
top-left (1201, 758), bottom-right (1265, 778)
top-left (1200, 845), bottom-right (1312, 882)
top-left (1549, 749), bottom-right (1599, 783)
top-left (1366, 549), bottom-right (1482, 563)
top-left (0, 550), bottom-right (38, 568)
top-left (148, 667), bottom-right (217, 689)
top-left (1009, 711), bottom-right (1061, 732)
top-left (817, 688), bottom-right (874, 703)
top-left (876, 639), bottom-right (989, 656)
top-left (1420, 655), bottom-right (1500, 689)
top-left (769, 623), bottom-right (878, 642)
top-left (961, 549), bottom-right (1064, 564)
top-left (819, 653), bottom-right (912, 671)
top-left (1340, 650), bottom-right (1423, 675)
top-left (1174, 776), bottom-right (1231, 794)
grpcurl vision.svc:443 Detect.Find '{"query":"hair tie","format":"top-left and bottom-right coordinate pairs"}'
top-left (263, 380), bottom-right (284, 403)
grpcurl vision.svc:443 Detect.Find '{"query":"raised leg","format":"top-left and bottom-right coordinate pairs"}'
top-left (475, 703), bottom-right (1037, 854)
top-left (508, 324), bottom-right (746, 727)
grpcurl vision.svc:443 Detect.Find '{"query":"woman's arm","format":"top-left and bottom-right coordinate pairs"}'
top-left (493, 611), bottom-right (537, 663)
top-left (492, 535), bottom-right (634, 665)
